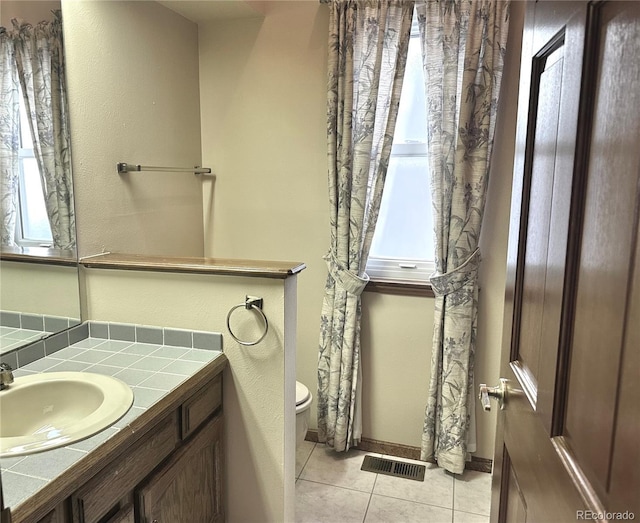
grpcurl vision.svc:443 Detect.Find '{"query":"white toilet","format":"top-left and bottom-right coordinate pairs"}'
top-left (295, 381), bottom-right (313, 448)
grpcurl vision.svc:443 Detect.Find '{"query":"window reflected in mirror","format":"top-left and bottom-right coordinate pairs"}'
top-left (17, 87), bottom-right (54, 246)
top-left (0, 3), bottom-right (81, 357)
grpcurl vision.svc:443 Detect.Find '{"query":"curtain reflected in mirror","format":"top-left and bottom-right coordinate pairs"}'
top-left (0, 5), bottom-right (80, 360)
top-left (1, 10), bottom-right (75, 251)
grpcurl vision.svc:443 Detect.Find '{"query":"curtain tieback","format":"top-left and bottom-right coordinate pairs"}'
top-left (429, 248), bottom-right (481, 297)
top-left (323, 251), bottom-right (370, 296)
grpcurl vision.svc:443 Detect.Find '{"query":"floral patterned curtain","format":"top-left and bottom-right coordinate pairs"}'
top-left (0, 29), bottom-right (20, 247)
top-left (317, 0), bottom-right (414, 451)
top-left (12, 12), bottom-right (75, 250)
top-left (417, 0), bottom-right (510, 474)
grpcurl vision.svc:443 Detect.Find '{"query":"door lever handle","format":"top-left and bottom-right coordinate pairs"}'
top-left (479, 378), bottom-right (508, 411)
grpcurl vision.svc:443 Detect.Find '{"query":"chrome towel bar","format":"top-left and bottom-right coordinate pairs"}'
top-left (116, 162), bottom-right (212, 175)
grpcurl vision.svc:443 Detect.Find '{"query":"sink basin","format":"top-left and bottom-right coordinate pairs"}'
top-left (0, 372), bottom-right (133, 457)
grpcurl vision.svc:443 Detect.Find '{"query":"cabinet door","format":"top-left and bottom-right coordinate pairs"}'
top-left (72, 412), bottom-right (179, 523)
top-left (137, 414), bottom-right (224, 523)
top-left (37, 502), bottom-right (68, 523)
top-left (106, 504), bottom-right (134, 523)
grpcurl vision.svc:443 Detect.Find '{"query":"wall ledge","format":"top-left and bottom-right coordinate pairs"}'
top-left (79, 252), bottom-right (306, 279)
top-left (1, 246), bottom-right (77, 267)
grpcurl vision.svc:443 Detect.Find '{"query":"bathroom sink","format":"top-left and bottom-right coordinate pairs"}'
top-left (0, 372), bottom-right (133, 457)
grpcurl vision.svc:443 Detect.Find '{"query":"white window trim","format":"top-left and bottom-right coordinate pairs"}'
top-left (366, 142), bottom-right (434, 283)
top-left (15, 147), bottom-right (53, 247)
top-left (365, 14), bottom-right (435, 287)
top-left (366, 255), bottom-right (435, 283)
top-left (390, 142), bottom-right (427, 156)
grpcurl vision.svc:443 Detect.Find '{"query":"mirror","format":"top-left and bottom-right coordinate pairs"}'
top-left (0, 1), bottom-right (81, 358)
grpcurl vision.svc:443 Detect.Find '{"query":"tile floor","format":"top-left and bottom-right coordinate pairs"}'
top-left (296, 442), bottom-right (491, 523)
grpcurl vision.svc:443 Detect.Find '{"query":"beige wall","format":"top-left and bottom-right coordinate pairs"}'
top-left (1, 1), bottom-right (61, 26)
top-left (82, 268), bottom-right (296, 522)
top-left (0, 261), bottom-right (80, 319)
top-left (199, 0), bottom-right (328, 426)
top-left (475, 2), bottom-right (525, 458)
top-left (475, 0), bottom-right (525, 459)
top-left (199, 0), bottom-right (525, 459)
top-left (61, 0), bottom-right (204, 258)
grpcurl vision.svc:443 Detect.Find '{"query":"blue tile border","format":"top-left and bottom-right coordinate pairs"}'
top-left (0, 351), bottom-right (18, 369)
top-left (0, 311), bottom-right (21, 328)
top-left (16, 341), bottom-right (45, 366)
top-left (0, 310), bottom-right (79, 332)
top-left (89, 322), bottom-right (109, 338)
top-left (44, 316), bottom-right (70, 333)
top-left (0, 320), bottom-right (222, 370)
top-left (69, 323), bottom-right (89, 345)
top-left (19, 314), bottom-right (45, 332)
top-left (164, 328), bottom-right (192, 348)
top-left (88, 321), bottom-right (222, 352)
top-left (193, 331), bottom-right (223, 351)
top-left (45, 331), bottom-right (70, 356)
top-left (109, 323), bottom-right (136, 342)
top-left (136, 326), bottom-right (163, 345)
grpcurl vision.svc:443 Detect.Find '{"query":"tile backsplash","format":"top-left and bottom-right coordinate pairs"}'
top-left (0, 320), bottom-right (222, 370)
top-left (0, 311), bottom-right (80, 355)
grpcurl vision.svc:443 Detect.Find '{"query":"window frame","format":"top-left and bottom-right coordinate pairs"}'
top-left (14, 89), bottom-right (53, 248)
top-left (364, 19), bottom-right (435, 293)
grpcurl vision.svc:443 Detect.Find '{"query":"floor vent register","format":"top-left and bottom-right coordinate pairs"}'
top-left (361, 455), bottom-right (426, 482)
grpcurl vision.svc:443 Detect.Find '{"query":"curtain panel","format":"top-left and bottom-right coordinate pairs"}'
top-left (0, 29), bottom-right (20, 247)
top-left (317, 0), bottom-right (414, 451)
top-left (12, 12), bottom-right (75, 250)
top-left (417, 0), bottom-right (510, 474)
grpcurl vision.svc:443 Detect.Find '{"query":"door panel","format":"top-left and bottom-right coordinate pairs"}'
top-left (517, 41), bottom-right (564, 397)
top-left (564, 1), bottom-right (640, 498)
top-left (492, 1), bottom-right (640, 521)
top-left (608, 225), bottom-right (640, 515)
top-left (503, 450), bottom-right (527, 523)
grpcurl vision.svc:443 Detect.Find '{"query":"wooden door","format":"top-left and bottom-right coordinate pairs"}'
top-left (491, 1), bottom-right (640, 521)
top-left (137, 414), bottom-right (224, 523)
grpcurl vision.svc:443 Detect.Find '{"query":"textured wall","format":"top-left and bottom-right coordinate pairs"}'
top-left (62, 0), bottom-right (204, 258)
top-left (0, 261), bottom-right (80, 319)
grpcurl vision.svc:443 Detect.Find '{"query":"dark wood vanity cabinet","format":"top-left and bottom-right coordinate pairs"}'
top-left (137, 413), bottom-right (224, 523)
top-left (51, 373), bottom-right (225, 523)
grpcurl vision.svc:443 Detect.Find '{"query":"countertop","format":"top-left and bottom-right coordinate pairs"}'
top-left (0, 335), bottom-right (225, 513)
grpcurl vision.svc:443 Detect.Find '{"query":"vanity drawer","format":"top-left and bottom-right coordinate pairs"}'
top-left (72, 411), bottom-right (179, 523)
top-left (181, 374), bottom-right (222, 439)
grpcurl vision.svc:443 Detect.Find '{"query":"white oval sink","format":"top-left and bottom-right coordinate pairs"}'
top-left (0, 372), bottom-right (133, 457)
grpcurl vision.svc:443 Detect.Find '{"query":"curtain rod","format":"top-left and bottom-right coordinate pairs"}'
top-left (116, 162), bottom-right (212, 175)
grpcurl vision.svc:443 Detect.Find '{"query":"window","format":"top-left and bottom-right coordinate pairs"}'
top-left (366, 19), bottom-right (434, 283)
top-left (15, 90), bottom-right (53, 247)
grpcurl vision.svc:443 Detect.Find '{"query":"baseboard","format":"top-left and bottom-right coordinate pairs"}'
top-left (305, 430), bottom-right (492, 474)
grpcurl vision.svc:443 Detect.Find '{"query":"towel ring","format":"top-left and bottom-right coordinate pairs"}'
top-left (226, 296), bottom-right (269, 346)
